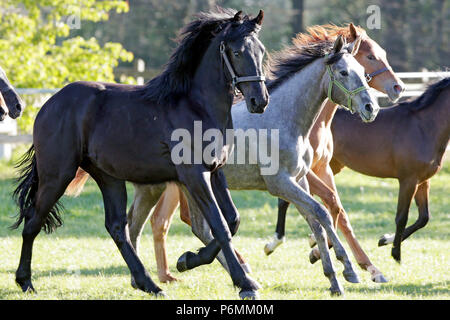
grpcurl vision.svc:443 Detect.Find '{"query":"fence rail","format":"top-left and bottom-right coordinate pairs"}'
top-left (1, 71), bottom-right (450, 158)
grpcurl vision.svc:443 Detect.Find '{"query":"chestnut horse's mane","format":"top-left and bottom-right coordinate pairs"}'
top-left (292, 24), bottom-right (367, 47)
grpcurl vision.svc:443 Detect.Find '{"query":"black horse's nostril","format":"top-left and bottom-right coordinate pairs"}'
top-left (16, 103), bottom-right (22, 112)
top-left (365, 103), bottom-right (373, 113)
top-left (250, 97), bottom-right (257, 107)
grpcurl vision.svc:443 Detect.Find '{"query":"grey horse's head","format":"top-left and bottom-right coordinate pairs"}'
top-left (325, 36), bottom-right (380, 123)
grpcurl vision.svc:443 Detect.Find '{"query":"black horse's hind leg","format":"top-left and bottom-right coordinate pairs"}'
top-left (16, 178), bottom-right (73, 292)
top-left (264, 198), bottom-right (289, 255)
top-left (402, 180), bottom-right (430, 241)
top-left (176, 168), bottom-right (259, 298)
top-left (88, 169), bottom-right (163, 296)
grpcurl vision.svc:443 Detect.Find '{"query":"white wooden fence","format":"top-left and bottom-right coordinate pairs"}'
top-left (1, 71), bottom-right (449, 160)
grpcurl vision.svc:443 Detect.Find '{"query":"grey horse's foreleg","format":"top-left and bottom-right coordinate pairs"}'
top-left (263, 172), bottom-right (359, 286)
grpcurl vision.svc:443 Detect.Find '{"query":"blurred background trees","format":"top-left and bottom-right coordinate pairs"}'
top-left (0, 0), bottom-right (448, 132)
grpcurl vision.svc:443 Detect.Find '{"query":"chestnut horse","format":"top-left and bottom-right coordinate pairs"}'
top-left (118, 24), bottom-right (403, 284)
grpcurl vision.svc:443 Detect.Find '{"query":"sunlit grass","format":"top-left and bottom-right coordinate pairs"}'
top-left (0, 157), bottom-right (448, 300)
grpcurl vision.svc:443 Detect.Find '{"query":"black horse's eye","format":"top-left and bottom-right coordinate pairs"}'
top-left (340, 70), bottom-right (349, 76)
top-left (233, 51), bottom-right (240, 57)
top-left (367, 54), bottom-right (376, 60)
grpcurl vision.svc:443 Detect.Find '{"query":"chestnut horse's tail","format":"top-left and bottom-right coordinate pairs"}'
top-left (65, 168), bottom-right (90, 197)
top-left (12, 145), bottom-right (63, 234)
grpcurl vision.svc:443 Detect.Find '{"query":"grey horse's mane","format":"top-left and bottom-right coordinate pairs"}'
top-left (266, 40), bottom-right (343, 92)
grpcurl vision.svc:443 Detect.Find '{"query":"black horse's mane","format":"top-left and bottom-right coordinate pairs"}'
top-left (397, 77), bottom-right (450, 112)
top-left (140, 7), bottom-right (260, 105)
top-left (266, 40), bottom-right (344, 92)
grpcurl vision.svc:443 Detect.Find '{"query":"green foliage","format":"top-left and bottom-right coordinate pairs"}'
top-left (0, 0), bottom-right (135, 133)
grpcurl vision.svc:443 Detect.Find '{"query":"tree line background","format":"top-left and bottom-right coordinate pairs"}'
top-left (0, 0), bottom-right (448, 132)
top-left (74, 0), bottom-right (449, 80)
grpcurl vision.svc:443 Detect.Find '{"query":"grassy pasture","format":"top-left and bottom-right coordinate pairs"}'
top-left (0, 153), bottom-right (448, 300)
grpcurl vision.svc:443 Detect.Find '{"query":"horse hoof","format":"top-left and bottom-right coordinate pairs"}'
top-left (241, 263), bottom-right (252, 274)
top-left (391, 248), bottom-right (401, 264)
top-left (176, 252), bottom-right (191, 272)
top-left (329, 284), bottom-right (344, 296)
top-left (309, 250), bottom-right (319, 264)
top-left (153, 290), bottom-right (168, 299)
top-left (308, 234), bottom-right (317, 248)
top-left (378, 234), bottom-right (392, 247)
top-left (239, 290), bottom-right (259, 300)
top-left (264, 244), bottom-right (274, 256)
top-left (16, 278), bottom-right (36, 293)
top-left (343, 271), bottom-right (360, 284)
top-left (372, 273), bottom-right (389, 283)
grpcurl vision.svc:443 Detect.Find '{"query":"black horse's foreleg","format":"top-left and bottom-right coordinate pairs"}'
top-left (177, 168), bottom-right (259, 298)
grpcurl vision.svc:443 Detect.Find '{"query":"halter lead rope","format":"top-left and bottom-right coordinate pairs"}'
top-left (325, 55), bottom-right (369, 113)
top-left (220, 42), bottom-right (266, 96)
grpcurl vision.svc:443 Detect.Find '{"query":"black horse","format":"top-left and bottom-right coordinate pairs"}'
top-left (0, 66), bottom-right (24, 120)
top-left (12, 8), bottom-right (268, 299)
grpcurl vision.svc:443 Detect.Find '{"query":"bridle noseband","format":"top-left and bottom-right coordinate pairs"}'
top-left (220, 41), bottom-right (266, 96)
top-left (365, 67), bottom-right (390, 83)
top-left (325, 54), bottom-right (369, 113)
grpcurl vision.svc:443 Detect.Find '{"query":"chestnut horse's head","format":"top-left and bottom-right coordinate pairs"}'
top-left (348, 23), bottom-right (405, 102)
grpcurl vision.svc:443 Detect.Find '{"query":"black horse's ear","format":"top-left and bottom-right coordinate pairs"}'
top-left (332, 35), bottom-right (345, 54)
top-left (254, 10), bottom-right (264, 26)
top-left (233, 10), bottom-right (243, 22)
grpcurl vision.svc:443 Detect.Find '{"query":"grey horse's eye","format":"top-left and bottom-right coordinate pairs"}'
top-left (367, 54), bottom-right (376, 60)
top-left (340, 70), bottom-right (349, 76)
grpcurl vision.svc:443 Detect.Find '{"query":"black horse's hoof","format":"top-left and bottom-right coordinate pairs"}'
top-left (330, 286), bottom-right (344, 296)
top-left (153, 290), bottom-right (168, 299)
top-left (16, 279), bottom-right (36, 293)
top-left (309, 250), bottom-right (319, 264)
top-left (130, 276), bottom-right (138, 289)
top-left (177, 251), bottom-right (193, 272)
top-left (239, 290), bottom-right (259, 300)
top-left (391, 248), bottom-right (401, 264)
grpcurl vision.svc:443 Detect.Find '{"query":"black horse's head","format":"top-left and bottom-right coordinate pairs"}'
top-left (0, 66), bottom-right (24, 119)
top-left (218, 10), bottom-right (269, 113)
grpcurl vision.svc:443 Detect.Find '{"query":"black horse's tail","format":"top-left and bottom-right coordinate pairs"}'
top-left (11, 145), bottom-right (63, 234)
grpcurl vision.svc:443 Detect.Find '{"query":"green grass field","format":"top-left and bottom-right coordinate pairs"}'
top-left (0, 151), bottom-right (448, 300)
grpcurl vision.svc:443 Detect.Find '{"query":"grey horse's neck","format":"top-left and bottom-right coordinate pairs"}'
top-left (266, 58), bottom-right (328, 138)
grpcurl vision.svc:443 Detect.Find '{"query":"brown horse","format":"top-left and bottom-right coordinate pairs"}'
top-left (111, 24), bottom-right (404, 283)
top-left (329, 77), bottom-right (450, 263)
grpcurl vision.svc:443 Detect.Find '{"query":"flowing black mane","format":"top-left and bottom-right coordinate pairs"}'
top-left (266, 39), bottom-right (343, 92)
top-left (397, 77), bottom-right (450, 112)
top-left (140, 7), bottom-right (260, 105)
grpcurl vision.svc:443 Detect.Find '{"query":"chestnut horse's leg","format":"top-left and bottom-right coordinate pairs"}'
top-left (390, 179), bottom-right (418, 263)
top-left (402, 180), bottom-right (430, 241)
top-left (150, 183), bottom-right (181, 283)
top-left (127, 183), bottom-right (165, 286)
top-left (310, 167), bottom-right (387, 283)
top-left (379, 180), bottom-right (430, 246)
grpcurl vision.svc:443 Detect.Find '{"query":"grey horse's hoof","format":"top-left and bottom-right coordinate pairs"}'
top-left (239, 290), bottom-right (259, 300)
top-left (241, 263), bottom-right (252, 274)
top-left (343, 271), bottom-right (360, 284)
top-left (263, 244), bottom-right (274, 256)
top-left (309, 250), bottom-right (319, 264)
top-left (176, 251), bottom-right (191, 272)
